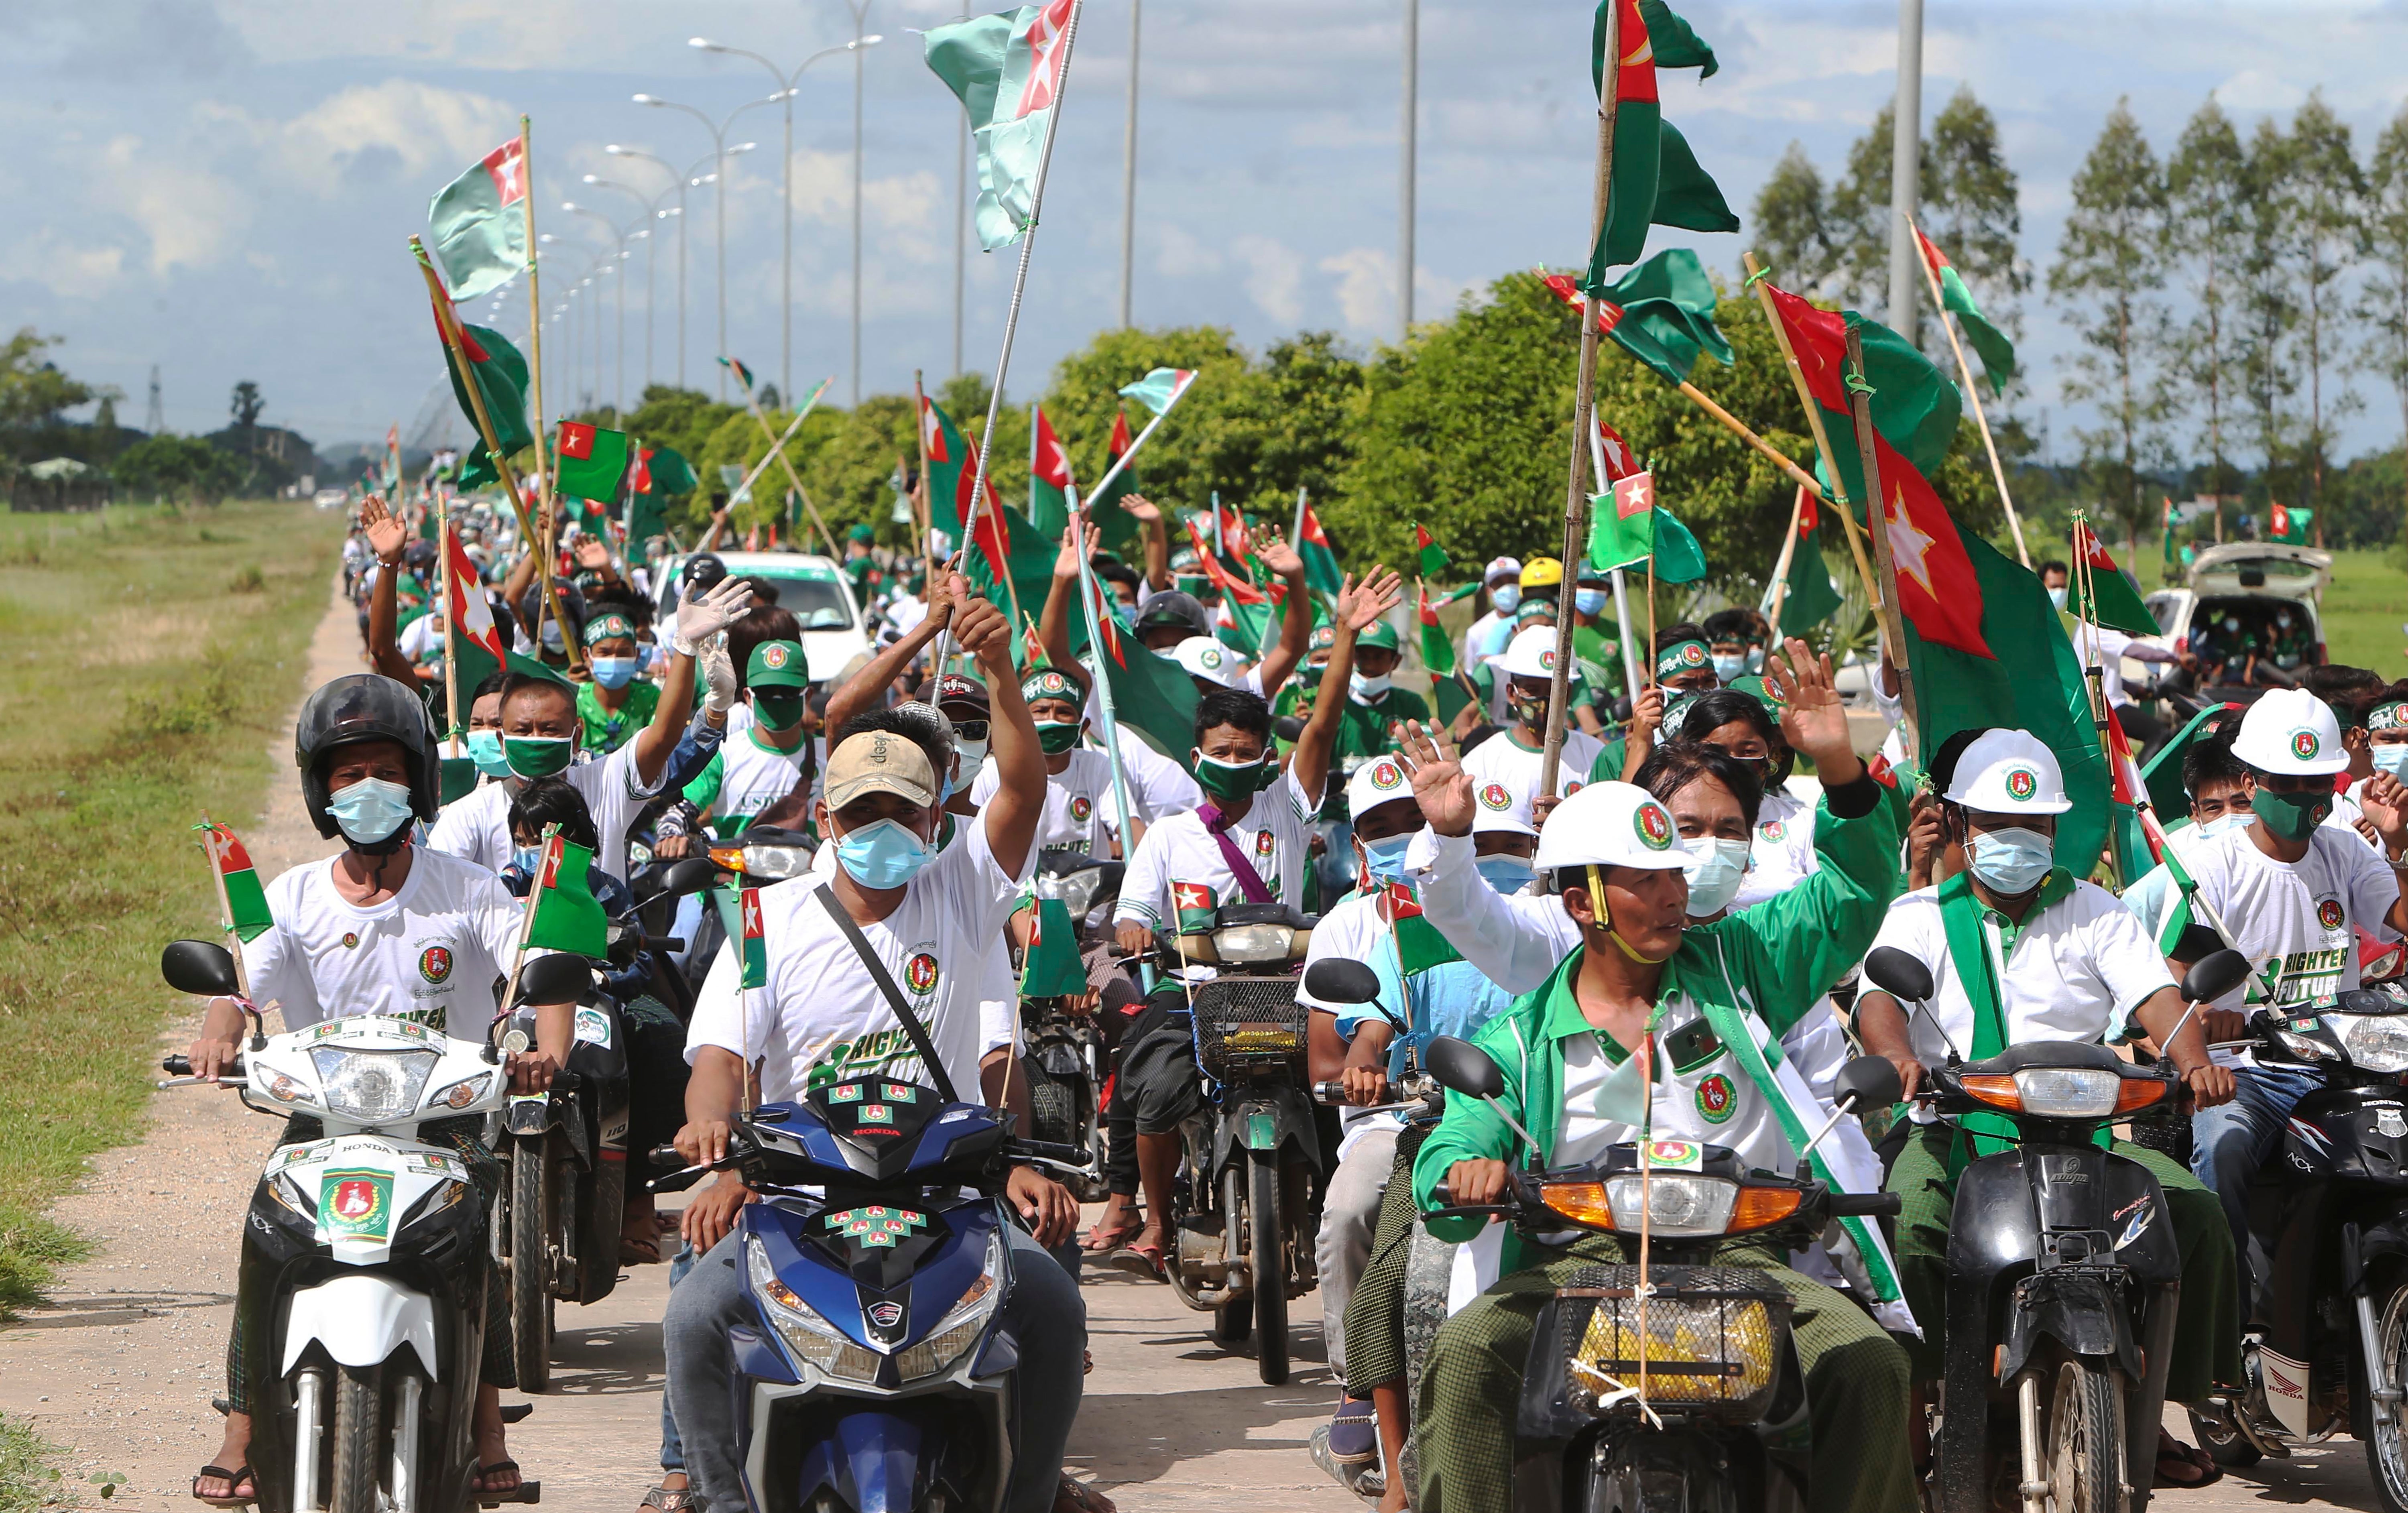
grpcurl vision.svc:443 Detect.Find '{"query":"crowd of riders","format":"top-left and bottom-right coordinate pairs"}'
top-left (185, 486), bottom-right (2408, 1513)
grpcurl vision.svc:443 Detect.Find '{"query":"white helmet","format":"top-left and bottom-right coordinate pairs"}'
top-left (1171, 634), bottom-right (1241, 687)
top-left (1944, 729), bottom-right (2072, 815)
top-left (1346, 753), bottom-right (1419, 821)
top-left (2232, 687), bottom-right (2350, 776)
top-left (1496, 624), bottom-right (1574, 681)
top-left (1533, 781), bottom-right (1688, 873)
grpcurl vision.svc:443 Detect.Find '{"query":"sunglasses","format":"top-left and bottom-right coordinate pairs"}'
top-left (950, 719), bottom-right (991, 742)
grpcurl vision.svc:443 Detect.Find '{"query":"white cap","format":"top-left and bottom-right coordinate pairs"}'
top-left (1944, 729), bottom-right (2072, 814)
top-left (2232, 687), bottom-right (2350, 776)
top-left (1484, 555), bottom-right (1523, 585)
top-left (1346, 754), bottom-right (1420, 822)
top-left (1496, 624), bottom-right (1575, 681)
top-left (1472, 783), bottom-right (1540, 838)
top-left (1171, 634), bottom-right (1241, 687)
top-left (1533, 781), bottom-right (1688, 872)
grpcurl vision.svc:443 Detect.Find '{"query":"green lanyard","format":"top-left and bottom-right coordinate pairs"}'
top-left (1936, 868), bottom-right (2101, 1167)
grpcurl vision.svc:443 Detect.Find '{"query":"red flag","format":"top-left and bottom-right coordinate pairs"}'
top-left (1107, 407), bottom-right (1132, 465)
top-left (1871, 430), bottom-right (1990, 658)
top-left (1031, 405), bottom-right (1074, 489)
top-left (444, 525), bottom-right (504, 659)
top-left (1185, 519), bottom-right (1267, 605)
top-left (1085, 567), bottom-right (1126, 667)
top-left (1538, 268), bottom-right (1616, 334)
top-left (1763, 286), bottom-right (1852, 413)
top-left (1595, 418), bottom-right (1639, 482)
top-left (1797, 486), bottom-right (1819, 535)
top-left (630, 446), bottom-right (653, 495)
top-left (2270, 501), bottom-right (2292, 538)
top-left (558, 421), bottom-right (596, 461)
top-left (919, 399), bottom-right (950, 464)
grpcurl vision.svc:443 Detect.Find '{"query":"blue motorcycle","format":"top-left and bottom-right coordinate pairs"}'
top-left (651, 1077), bottom-right (1082, 1513)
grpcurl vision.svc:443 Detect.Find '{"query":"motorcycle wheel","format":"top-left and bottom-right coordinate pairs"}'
top-left (1251, 1154), bottom-right (1289, 1385)
top-left (2365, 1285), bottom-right (2408, 1512)
top-left (1213, 1161), bottom-right (1251, 1344)
top-left (327, 1361), bottom-right (383, 1513)
top-left (1024, 1060), bottom-right (1078, 1147)
top-left (2044, 1359), bottom-right (2125, 1513)
top-left (2188, 1405), bottom-right (2263, 1469)
top-left (510, 1139), bottom-right (554, 1393)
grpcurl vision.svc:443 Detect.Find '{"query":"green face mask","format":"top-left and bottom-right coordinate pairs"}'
top-left (1192, 752), bottom-right (1275, 802)
top-left (2252, 786), bottom-right (2331, 842)
top-left (504, 734), bottom-right (575, 779)
top-left (752, 691), bottom-right (807, 731)
top-left (1035, 720), bottom-right (1084, 755)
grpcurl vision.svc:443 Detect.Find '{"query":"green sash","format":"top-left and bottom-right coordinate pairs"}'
top-left (1936, 868), bottom-right (2105, 1169)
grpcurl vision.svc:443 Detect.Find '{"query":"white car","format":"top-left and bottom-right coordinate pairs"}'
top-left (650, 551), bottom-right (870, 684)
top-left (312, 488), bottom-right (351, 510)
top-left (2143, 541), bottom-right (2330, 696)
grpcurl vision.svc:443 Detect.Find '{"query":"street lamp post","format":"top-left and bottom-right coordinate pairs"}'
top-left (604, 146), bottom-right (698, 389)
top-left (1400, 0), bottom-right (1418, 341)
top-left (689, 33), bottom-right (885, 405)
top-left (1119, 0), bottom-right (1141, 328)
top-left (847, 2), bottom-right (876, 406)
top-left (583, 176), bottom-right (672, 391)
top-left (631, 90), bottom-right (778, 399)
top-left (563, 203), bottom-right (637, 418)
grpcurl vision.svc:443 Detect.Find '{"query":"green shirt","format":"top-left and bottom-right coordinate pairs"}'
top-left (1573, 622), bottom-right (1624, 698)
top-left (576, 677), bottom-right (660, 754)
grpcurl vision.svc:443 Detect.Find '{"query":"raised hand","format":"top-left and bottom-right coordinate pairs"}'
top-left (360, 495), bottom-right (405, 565)
top-left (1394, 719), bottom-right (1475, 837)
top-left (1054, 521), bottom-right (1100, 581)
top-left (675, 576), bottom-right (756, 653)
top-left (1118, 494), bottom-right (1161, 525)
top-left (1766, 636), bottom-right (1860, 783)
top-left (1336, 566), bottom-right (1404, 632)
top-left (2364, 771), bottom-right (2408, 852)
top-left (956, 580), bottom-right (1013, 671)
top-left (574, 537), bottom-right (612, 571)
top-left (1257, 534), bottom-right (1305, 582)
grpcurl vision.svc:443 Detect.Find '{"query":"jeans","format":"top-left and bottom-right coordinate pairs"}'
top-left (663, 1219), bottom-right (1084, 1513)
top-left (2190, 1063), bottom-right (2324, 1325)
top-left (658, 1240), bottom-right (698, 1474)
top-left (1313, 1127), bottom-right (1397, 1391)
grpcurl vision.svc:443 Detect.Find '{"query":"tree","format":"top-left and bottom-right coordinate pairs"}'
top-left (2360, 105), bottom-right (2408, 547)
top-left (2165, 98), bottom-right (2248, 505)
top-left (2050, 100), bottom-right (2171, 546)
top-left (1749, 144), bottom-right (1842, 297)
top-left (229, 380), bottom-right (264, 431)
top-left (1921, 86), bottom-right (2027, 317)
top-left (0, 328), bottom-right (96, 441)
top-left (1825, 103), bottom-right (1918, 313)
top-left (113, 435), bottom-right (242, 505)
top-left (2284, 92), bottom-right (2365, 537)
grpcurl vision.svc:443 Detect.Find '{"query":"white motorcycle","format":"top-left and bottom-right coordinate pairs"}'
top-left (161, 939), bottom-right (583, 1513)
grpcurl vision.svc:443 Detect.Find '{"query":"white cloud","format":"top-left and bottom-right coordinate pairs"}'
top-left (270, 80), bottom-right (518, 195)
top-left (1320, 247), bottom-right (1397, 333)
top-left (1232, 234), bottom-right (1307, 324)
top-left (100, 132), bottom-right (248, 274)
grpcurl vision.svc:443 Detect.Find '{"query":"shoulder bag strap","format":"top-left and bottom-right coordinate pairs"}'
top-left (811, 883), bottom-right (960, 1104)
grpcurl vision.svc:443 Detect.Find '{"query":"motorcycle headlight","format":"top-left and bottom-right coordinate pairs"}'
top-left (1043, 869), bottom-right (1103, 921)
top-left (431, 1072), bottom-right (493, 1111)
top-left (746, 1238), bottom-right (882, 1382)
top-left (740, 844), bottom-right (812, 881)
top-left (268, 1172), bottom-right (317, 1216)
top-left (2341, 1015), bottom-right (2408, 1074)
top-left (309, 1048), bottom-right (439, 1123)
top-left (895, 1233), bottom-right (1004, 1381)
top-left (1212, 924), bottom-right (1296, 963)
top-left (1593, 1174), bottom-right (1741, 1238)
top-left (1959, 1068), bottom-right (2128, 1119)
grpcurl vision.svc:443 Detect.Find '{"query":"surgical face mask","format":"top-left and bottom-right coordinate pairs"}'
top-left (1967, 826), bottom-right (2056, 896)
top-left (2374, 744), bottom-right (2408, 781)
top-left (504, 734), bottom-right (575, 779)
top-left (2047, 587), bottom-right (2068, 610)
top-left (1357, 833), bottom-right (1413, 885)
top-left (2196, 811), bottom-right (2252, 839)
top-left (1680, 837), bottom-right (1752, 918)
top-left (1490, 584), bottom-right (1522, 614)
top-left (1709, 653), bottom-right (1746, 682)
top-left (1476, 854), bottom-right (1538, 894)
top-left (1192, 752), bottom-right (1275, 803)
top-left (324, 776), bottom-right (415, 847)
top-left (1745, 646), bottom-right (1766, 674)
top-left (955, 738), bottom-right (990, 786)
top-left (590, 656), bottom-right (639, 690)
top-left (2224, 617), bottom-right (2241, 634)
top-left (833, 817), bottom-right (935, 890)
top-left (2276, 612), bottom-right (2293, 629)
top-left (1349, 671), bottom-right (1393, 701)
top-left (510, 845), bottom-right (542, 876)
top-left (2252, 787), bottom-right (2332, 842)
top-left (464, 729), bottom-right (511, 778)
top-left (1507, 689), bottom-right (1549, 730)
top-left (1574, 588), bottom-right (1608, 616)
top-left (539, 620), bottom-right (565, 652)
top-left (1035, 719), bottom-right (1084, 755)
top-left (752, 691), bottom-right (807, 731)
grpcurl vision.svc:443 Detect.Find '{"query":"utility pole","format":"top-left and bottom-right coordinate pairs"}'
top-left (1399, 0), bottom-right (1419, 342)
top-left (144, 364), bottom-right (165, 434)
top-left (1885, 0), bottom-right (1924, 337)
top-left (1118, 0), bottom-right (1141, 327)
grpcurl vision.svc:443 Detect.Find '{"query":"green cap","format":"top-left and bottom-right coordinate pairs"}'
top-left (1356, 619), bottom-right (1401, 652)
top-left (1514, 598), bottom-right (1555, 624)
top-left (1655, 638), bottom-right (1711, 680)
top-left (848, 522), bottom-right (876, 543)
top-left (582, 611), bottom-right (636, 647)
top-left (746, 639), bottom-right (811, 690)
top-left (1727, 673), bottom-right (1787, 712)
top-left (1021, 666), bottom-right (1082, 705)
top-left (1308, 624), bottom-right (1337, 651)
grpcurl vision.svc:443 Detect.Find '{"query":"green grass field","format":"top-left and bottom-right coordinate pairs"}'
top-left (2319, 547), bottom-right (2406, 676)
top-left (0, 500), bottom-right (342, 1323)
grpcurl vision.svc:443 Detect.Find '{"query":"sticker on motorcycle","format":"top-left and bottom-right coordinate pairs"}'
top-left (867, 1300), bottom-right (905, 1328)
top-left (405, 1152), bottom-right (464, 1179)
top-left (574, 1005), bottom-right (612, 1047)
top-left (826, 1206), bottom-right (928, 1249)
top-left (828, 1084), bottom-right (863, 1103)
top-left (2112, 1194), bottom-right (2156, 1249)
top-left (320, 1169), bottom-right (395, 1241)
top-left (882, 1084), bottom-right (918, 1103)
top-left (1642, 1139), bottom-right (1704, 1171)
top-left (860, 1104), bottom-right (894, 1125)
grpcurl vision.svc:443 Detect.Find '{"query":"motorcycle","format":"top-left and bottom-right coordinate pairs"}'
top-left (158, 939), bottom-right (579, 1513)
top-left (2185, 978), bottom-right (2408, 1509)
top-left (1419, 1033), bottom-right (1904, 1513)
top-left (645, 1064), bottom-right (1090, 1513)
top-left (1017, 848), bottom-right (1124, 1201)
top-left (1863, 944), bottom-right (2250, 1513)
top-left (1153, 901), bottom-right (1324, 1385)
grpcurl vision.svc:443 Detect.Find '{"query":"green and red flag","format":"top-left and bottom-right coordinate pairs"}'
top-left (2269, 502), bottom-right (2311, 543)
top-left (1582, 0), bottom-right (1738, 287)
top-left (1297, 499), bottom-right (1343, 596)
top-left (1390, 886), bottom-right (1467, 976)
top-left (708, 886), bottom-right (769, 989)
top-left (427, 137), bottom-right (529, 302)
top-left (1417, 581), bottom-right (1456, 677)
top-left (1594, 249), bottom-right (1734, 385)
top-left (1085, 407), bottom-right (1142, 553)
top-left (720, 356), bottom-right (756, 394)
top-left (1172, 880), bottom-right (1220, 933)
top-left (1914, 225), bottom-right (2016, 394)
top-left (2070, 519), bottom-right (2157, 637)
top-left (1588, 471), bottom-right (1657, 572)
top-left (1028, 404), bottom-right (1074, 537)
top-left (201, 821), bottom-right (275, 945)
top-left (919, 396), bottom-right (1002, 532)
top-left (1019, 897), bottom-right (1089, 996)
top-left (1778, 492), bottom-right (1843, 637)
top-left (1186, 518), bottom-right (1269, 605)
top-left (1595, 417), bottom-right (1640, 482)
top-left (426, 296), bottom-right (532, 491)
top-left (924, 0), bottom-right (1077, 250)
top-left (1084, 636), bottom-right (1200, 777)
top-left (1118, 366), bottom-right (1198, 416)
top-left (525, 831), bottom-right (608, 957)
top-left (1413, 524), bottom-right (1448, 578)
top-left (553, 422), bottom-right (629, 503)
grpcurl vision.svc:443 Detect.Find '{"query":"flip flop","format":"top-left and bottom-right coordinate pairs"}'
top-left (1106, 1240), bottom-right (1167, 1280)
top-left (1053, 1475), bottom-right (1117, 1513)
top-left (475, 1459), bottom-right (524, 1495)
top-left (1083, 1219), bottom-right (1142, 1253)
top-left (2152, 1440), bottom-right (2222, 1489)
top-left (192, 1463), bottom-right (256, 1507)
top-left (639, 1484), bottom-right (696, 1511)
top-left (620, 1231), bottom-right (664, 1265)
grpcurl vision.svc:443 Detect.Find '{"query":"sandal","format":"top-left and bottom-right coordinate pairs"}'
top-left (1053, 1475), bottom-right (1117, 1513)
top-left (476, 1460), bottom-right (524, 1495)
top-left (1082, 1214), bottom-right (1142, 1253)
top-left (192, 1463), bottom-right (256, 1507)
top-left (639, 1485), bottom-right (696, 1511)
top-left (1106, 1240), bottom-right (1166, 1280)
top-left (620, 1230), bottom-right (664, 1265)
top-left (2152, 1436), bottom-right (2221, 1489)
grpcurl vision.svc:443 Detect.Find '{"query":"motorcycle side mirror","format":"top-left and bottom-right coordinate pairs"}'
top-left (657, 857), bottom-right (720, 899)
top-left (162, 940), bottom-right (240, 999)
top-left (1426, 1035), bottom-right (1504, 1101)
top-left (1304, 959), bottom-right (1381, 1007)
top-left (514, 952), bottom-right (593, 1005)
top-left (2183, 948), bottom-right (2252, 1007)
top-left (1832, 1055), bottom-right (1903, 1111)
top-left (1863, 946), bottom-right (1935, 1006)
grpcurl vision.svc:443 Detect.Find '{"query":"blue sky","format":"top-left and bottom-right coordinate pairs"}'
top-left (8, 0), bottom-right (2408, 466)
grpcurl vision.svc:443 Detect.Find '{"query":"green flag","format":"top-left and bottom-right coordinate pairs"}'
top-left (1417, 583), bottom-right (1456, 678)
top-left (1596, 249), bottom-right (1733, 385)
top-left (525, 832), bottom-right (608, 957)
top-left (1028, 404), bottom-right (1074, 537)
top-left (2140, 704), bottom-right (2238, 818)
top-left (923, 0), bottom-right (1080, 251)
top-left (1914, 225), bottom-right (2016, 394)
top-left (710, 887), bottom-right (769, 989)
top-left (2071, 521), bottom-right (2158, 637)
top-left (441, 322), bottom-right (532, 490)
top-left (427, 138), bottom-right (529, 302)
top-left (642, 443), bottom-right (699, 496)
top-left (1583, 0), bottom-right (1737, 286)
top-left (1587, 474), bottom-right (1656, 571)
top-left (1088, 407), bottom-right (1142, 553)
top-left (1084, 638), bottom-right (1200, 778)
top-left (1298, 501), bottom-right (1344, 596)
top-left (554, 422), bottom-right (629, 504)
top-left (1778, 522), bottom-right (1843, 637)
top-left (1019, 897), bottom-right (1089, 996)
top-left (201, 822), bottom-right (275, 945)
top-left (1649, 507), bottom-right (1708, 584)
top-left (1414, 524), bottom-right (1449, 578)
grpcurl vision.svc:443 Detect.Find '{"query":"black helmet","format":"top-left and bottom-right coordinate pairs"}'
top-left (1134, 590), bottom-right (1211, 639)
top-left (295, 675), bottom-right (441, 842)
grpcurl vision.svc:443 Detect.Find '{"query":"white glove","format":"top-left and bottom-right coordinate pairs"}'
top-left (698, 635), bottom-right (739, 714)
top-left (670, 577), bottom-right (755, 656)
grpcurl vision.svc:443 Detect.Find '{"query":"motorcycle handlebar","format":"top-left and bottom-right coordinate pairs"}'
top-left (163, 1054), bottom-right (193, 1076)
top-left (1007, 1139), bottom-right (1087, 1166)
top-left (1828, 1191), bottom-right (1904, 1219)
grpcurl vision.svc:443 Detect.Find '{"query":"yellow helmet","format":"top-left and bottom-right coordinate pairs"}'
top-left (1519, 556), bottom-right (1564, 590)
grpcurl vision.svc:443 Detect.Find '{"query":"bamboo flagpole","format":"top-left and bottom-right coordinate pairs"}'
top-left (410, 235), bottom-right (585, 675)
top-left (1674, 380), bottom-right (1830, 504)
top-left (1841, 325), bottom-right (1920, 763)
top-left (934, 0), bottom-right (1088, 679)
top-left (520, 116), bottom-right (552, 519)
top-left (1764, 485), bottom-right (1808, 632)
top-left (1911, 216), bottom-right (2030, 567)
top-left (731, 375), bottom-right (844, 559)
top-left (1540, 0), bottom-right (1620, 805)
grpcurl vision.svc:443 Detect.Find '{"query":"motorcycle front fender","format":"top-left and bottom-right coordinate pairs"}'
top-left (280, 1273), bottom-right (440, 1379)
top-left (1996, 1267), bottom-right (2142, 1383)
top-left (1217, 1087), bottom-right (1321, 1171)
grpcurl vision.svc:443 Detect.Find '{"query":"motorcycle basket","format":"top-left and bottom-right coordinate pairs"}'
top-left (1557, 1265), bottom-right (1791, 1422)
top-left (1191, 976), bottom-right (1310, 1079)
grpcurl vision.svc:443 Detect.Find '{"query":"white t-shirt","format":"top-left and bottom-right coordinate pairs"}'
top-left (242, 849), bottom-right (526, 1040)
top-left (1296, 891), bottom-right (1397, 1156)
top-left (689, 809), bottom-right (1031, 1102)
top-left (1115, 767), bottom-right (1318, 931)
top-left (972, 748), bottom-right (1117, 854)
top-left (1461, 728), bottom-right (1605, 827)
top-left (1732, 787), bottom-right (1820, 910)
top-left (699, 726), bottom-right (812, 839)
top-left (1462, 610), bottom-right (1514, 670)
top-left (1099, 734), bottom-right (1204, 826)
top-left (805, 818), bottom-right (1019, 1059)
top-left (1866, 880), bottom-right (2174, 1117)
top-left (397, 614), bottom-right (444, 666)
top-left (2181, 824), bottom-right (2403, 1014)
top-left (428, 740), bottom-right (659, 883)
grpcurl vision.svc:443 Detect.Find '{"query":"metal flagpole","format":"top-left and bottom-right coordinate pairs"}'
top-left (520, 117), bottom-right (551, 516)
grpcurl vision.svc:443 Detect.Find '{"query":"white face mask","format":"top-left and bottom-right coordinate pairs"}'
top-left (954, 738), bottom-right (990, 787)
top-left (1491, 584), bottom-right (1522, 614)
top-left (1349, 670), bottom-right (1393, 702)
top-left (1680, 836), bottom-right (1752, 918)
